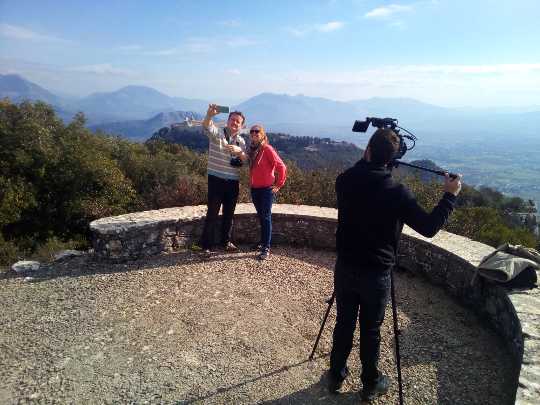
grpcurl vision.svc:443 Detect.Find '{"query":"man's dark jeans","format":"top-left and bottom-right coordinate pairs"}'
top-left (251, 186), bottom-right (274, 250)
top-left (200, 175), bottom-right (239, 249)
top-left (330, 264), bottom-right (390, 388)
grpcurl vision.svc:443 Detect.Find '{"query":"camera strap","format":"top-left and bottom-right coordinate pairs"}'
top-left (224, 127), bottom-right (240, 146)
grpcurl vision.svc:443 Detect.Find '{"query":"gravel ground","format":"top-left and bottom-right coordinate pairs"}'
top-left (0, 246), bottom-right (517, 404)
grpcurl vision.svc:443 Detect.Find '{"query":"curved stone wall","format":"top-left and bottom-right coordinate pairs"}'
top-left (90, 203), bottom-right (539, 404)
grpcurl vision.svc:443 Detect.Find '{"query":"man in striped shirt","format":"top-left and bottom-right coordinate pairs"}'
top-left (199, 104), bottom-right (247, 253)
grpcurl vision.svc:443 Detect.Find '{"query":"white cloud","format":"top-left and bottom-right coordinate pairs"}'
top-left (226, 68), bottom-right (241, 75)
top-left (144, 48), bottom-right (180, 56)
top-left (287, 20), bottom-right (346, 37)
top-left (364, 4), bottom-right (413, 19)
top-left (116, 44), bottom-right (142, 52)
top-left (287, 27), bottom-right (309, 37)
top-left (0, 23), bottom-right (71, 43)
top-left (402, 63), bottom-right (540, 75)
top-left (316, 21), bottom-right (345, 32)
top-left (141, 36), bottom-right (257, 56)
top-left (225, 37), bottom-right (259, 47)
top-left (67, 64), bottom-right (135, 76)
top-left (220, 19), bottom-right (241, 28)
top-left (389, 21), bottom-right (407, 30)
top-left (184, 38), bottom-right (216, 53)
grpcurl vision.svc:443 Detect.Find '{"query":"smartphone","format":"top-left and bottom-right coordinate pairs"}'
top-left (216, 105), bottom-right (230, 114)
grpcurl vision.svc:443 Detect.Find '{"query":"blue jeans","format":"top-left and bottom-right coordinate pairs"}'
top-left (251, 187), bottom-right (274, 250)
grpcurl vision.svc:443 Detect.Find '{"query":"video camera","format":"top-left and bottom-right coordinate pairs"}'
top-left (352, 117), bottom-right (416, 160)
top-left (352, 117), bottom-right (457, 178)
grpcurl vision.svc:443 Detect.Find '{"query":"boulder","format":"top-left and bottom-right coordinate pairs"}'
top-left (53, 250), bottom-right (85, 262)
top-left (11, 261), bottom-right (40, 274)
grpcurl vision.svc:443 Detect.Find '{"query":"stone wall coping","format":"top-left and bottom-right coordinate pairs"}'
top-left (403, 227), bottom-right (495, 267)
top-left (90, 204), bottom-right (494, 265)
top-left (89, 204), bottom-right (338, 235)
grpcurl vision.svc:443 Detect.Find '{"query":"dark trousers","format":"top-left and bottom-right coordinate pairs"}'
top-left (330, 265), bottom-right (390, 387)
top-left (200, 175), bottom-right (239, 249)
top-left (251, 187), bottom-right (274, 250)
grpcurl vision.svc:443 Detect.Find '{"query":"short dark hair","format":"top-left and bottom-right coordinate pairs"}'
top-left (368, 128), bottom-right (400, 165)
top-left (228, 111), bottom-right (245, 124)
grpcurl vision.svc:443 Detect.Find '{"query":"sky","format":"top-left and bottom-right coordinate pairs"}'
top-left (1, 0), bottom-right (539, 107)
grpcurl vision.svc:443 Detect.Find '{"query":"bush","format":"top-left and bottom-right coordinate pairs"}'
top-left (0, 233), bottom-right (23, 268)
top-left (30, 236), bottom-right (88, 263)
top-left (446, 207), bottom-right (537, 248)
top-left (1, 99), bottom-right (537, 260)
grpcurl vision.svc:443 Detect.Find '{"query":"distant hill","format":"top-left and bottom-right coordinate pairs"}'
top-left (235, 92), bottom-right (363, 126)
top-left (0, 74), bottom-right (62, 105)
top-left (90, 111), bottom-right (204, 141)
top-left (0, 75), bottom-right (209, 124)
top-left (76, 86), bottom-right (209, 121)
top-left (347, 97), bottom-right (454, 124)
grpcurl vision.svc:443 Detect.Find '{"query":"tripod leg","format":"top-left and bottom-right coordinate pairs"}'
top-left (390, 268), bottom-right (404, 405)
top-left (309, 291), bottom-right (335, 361)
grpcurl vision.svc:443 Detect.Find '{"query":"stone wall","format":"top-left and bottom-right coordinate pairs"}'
top-left (90, 203), bottom-right (539, 404)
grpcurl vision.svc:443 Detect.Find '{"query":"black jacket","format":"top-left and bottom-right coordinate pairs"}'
top-left (335, 159), bottom-right (456, 277)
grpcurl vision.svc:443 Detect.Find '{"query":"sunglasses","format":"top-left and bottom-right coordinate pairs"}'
top-left (250, 129), bottom-right (261, 134)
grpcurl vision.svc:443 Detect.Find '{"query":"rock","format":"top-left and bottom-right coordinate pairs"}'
top-left (53, 250), bottom-right (85, 261)
top-left (11, 260), bottom-right (40, 274)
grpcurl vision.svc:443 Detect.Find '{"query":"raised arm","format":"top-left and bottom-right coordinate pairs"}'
top-left (402, 173), bottom-right (461, 237)
top-left (202, 104), bottom-right (219, 138)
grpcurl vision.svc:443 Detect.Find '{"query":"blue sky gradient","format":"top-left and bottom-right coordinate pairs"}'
top-left (1, 0), bottom-right (539, 107)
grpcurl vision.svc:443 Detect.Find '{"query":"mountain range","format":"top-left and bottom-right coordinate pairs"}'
top-left (2, 73), bottom-right (539, 210)
top-left (3, 73), bottom-right (540, 142)
top-left (0, 74), bottom-right (208, 124)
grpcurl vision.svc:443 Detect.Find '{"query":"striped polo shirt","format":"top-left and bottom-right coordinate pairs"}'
top-left (204, 122), bottom-right (247, 180)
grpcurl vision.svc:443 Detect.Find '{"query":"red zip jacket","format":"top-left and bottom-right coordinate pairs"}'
top-left (250, 144), bottom-right (287, 189)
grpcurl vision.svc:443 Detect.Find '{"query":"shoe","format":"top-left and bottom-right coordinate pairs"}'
top-left (250, 242), bottom-right (262, 251)
top-left (361, 374), bottom-right (389, 402)
top-left (327, 367), bottom-right (349, 394)
top-left (202, 248), bottom-right (213, 257)
top-left (257, 248), bottom-right (269, 261)
top-left (190, 244), bottom-right (203, 252)
top-left (222, 242), bottom-right (239, 252)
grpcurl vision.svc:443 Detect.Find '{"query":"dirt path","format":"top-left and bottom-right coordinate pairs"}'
top-left (0, 247), bottom-right (517, 404)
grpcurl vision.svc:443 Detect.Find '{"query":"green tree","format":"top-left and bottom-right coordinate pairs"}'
top-left (0, 101), bottom-right (135, 258)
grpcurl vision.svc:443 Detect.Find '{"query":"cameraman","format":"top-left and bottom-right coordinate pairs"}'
top-left (328, 128), bottom-right (461, 401)
top-left (199, 104), bottom-right (247, 254)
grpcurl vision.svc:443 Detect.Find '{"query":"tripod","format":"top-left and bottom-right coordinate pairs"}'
top-left (308, 266), bottom-right (404, 405)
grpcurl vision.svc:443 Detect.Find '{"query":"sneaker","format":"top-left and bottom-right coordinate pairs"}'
top-left (327, 367), bottom-right (349, 394)
top-left (222, 241), bottom-right (239, 252)
top-left (361, 374), bottom-right (389, 402)
top-left (190, 244), bottom-right (203, 252)
top-left (202, 248), bottom-right (213, 257)
top-left (250, 242), bottom-right (262, 251)
top-left (257, 248), bottom-right (269, 261)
